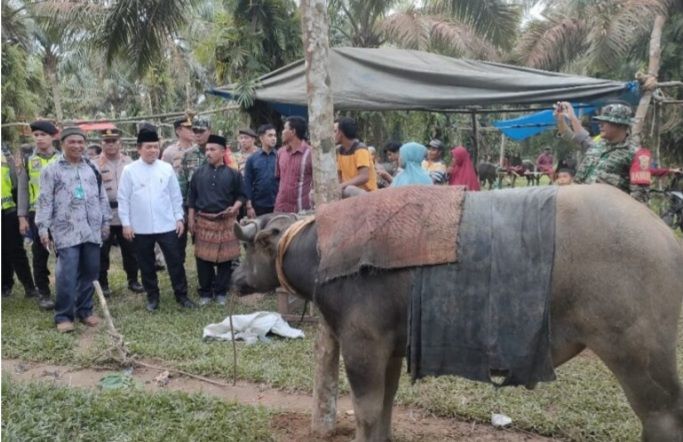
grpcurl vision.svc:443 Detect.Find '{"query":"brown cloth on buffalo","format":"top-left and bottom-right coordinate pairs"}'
top-left (194, 214), bottom-right (241, 263)
top-left (316, 186), bottom-right (465, 283)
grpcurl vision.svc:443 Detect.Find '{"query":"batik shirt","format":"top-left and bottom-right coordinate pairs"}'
top-left (35, 155), bottom-right (111, 249)
top-left (571, 130), bottom-right (637, 192)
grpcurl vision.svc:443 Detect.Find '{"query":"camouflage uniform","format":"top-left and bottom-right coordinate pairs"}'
top-left (179, 146), bottom-right (207, 203)
top-left (566, 103), bottom-right (645, 201)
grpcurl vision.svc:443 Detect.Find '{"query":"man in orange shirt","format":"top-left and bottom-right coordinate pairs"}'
top-left (334, 117), bottom-right (377, 198)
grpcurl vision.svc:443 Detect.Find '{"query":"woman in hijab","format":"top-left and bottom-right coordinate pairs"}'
top-left (448, 146), bottom-right (480, 191)
top-left (391, 142), bottom-right (433, 187)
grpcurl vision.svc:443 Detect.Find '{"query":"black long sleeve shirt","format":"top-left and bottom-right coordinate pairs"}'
top-left (188, 163), bottom-right (246, 213)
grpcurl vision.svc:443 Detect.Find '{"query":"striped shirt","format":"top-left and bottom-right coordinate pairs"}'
top-left (274, 141), bottom-right (313, 213)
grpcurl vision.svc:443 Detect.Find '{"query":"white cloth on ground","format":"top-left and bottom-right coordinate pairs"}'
top-left (203, 311), bottom-right (305, 344)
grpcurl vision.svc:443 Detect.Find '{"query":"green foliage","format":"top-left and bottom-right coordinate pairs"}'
top-left (1, 44), bottom-right (45, 140)
top-left (2, 376), bottom-right (274, 441)
top-left (212, 0), bottom-right (303, 106)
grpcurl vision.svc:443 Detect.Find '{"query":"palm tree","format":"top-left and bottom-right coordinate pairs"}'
top-left (328, 0), bottom-right (523, 60)
top-left (515, 0), bottom-right (672, 76)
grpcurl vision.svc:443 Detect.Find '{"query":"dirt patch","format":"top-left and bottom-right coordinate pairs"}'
top-left (2, 359), bottom-right (557, 441)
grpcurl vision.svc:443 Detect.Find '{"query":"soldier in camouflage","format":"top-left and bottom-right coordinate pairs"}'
top-left (555, 101), bottom-right (646, 202)
top-left (179, 116), bottom-right (211, 204)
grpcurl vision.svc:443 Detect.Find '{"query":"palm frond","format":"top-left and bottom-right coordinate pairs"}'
top-left (428, 0), bottom-right (522, 50)
top-left (514, 14), bottom-right (587, 70)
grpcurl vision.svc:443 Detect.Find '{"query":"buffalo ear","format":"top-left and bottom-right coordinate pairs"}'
top-left (254, 229), bottom-right (279, 251)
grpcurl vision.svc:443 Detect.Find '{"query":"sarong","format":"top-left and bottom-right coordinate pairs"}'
top-left (194, 214), bottom-right (241, 263)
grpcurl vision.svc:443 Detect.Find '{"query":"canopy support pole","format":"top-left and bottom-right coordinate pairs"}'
top-left (471, 111), bottom-right (479, 166)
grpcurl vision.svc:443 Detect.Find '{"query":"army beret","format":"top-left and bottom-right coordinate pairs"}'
top-left (192, 116), bottom-right (210, 130)
top-left (101, 127), bottom-right (121, 139)
top-left (137, 128), bottom-right (160, 143)
top-left (238, 128), bottom-right (257, 138)
top-left (29, 120), bottom-right (58, 135)
top-left (60, 126), bottom-right (86, 141)
top-left (207, 134), bottom-right (227, 148)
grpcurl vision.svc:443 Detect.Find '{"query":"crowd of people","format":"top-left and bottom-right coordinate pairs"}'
top-left (1, 102), bottom-right (679, 332)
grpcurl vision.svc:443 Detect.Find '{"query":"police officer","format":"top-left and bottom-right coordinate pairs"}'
top-left (2, 145), bottom-right (40, 300)
top-left (96, 127), bottom-right (144, 296)
top-left (555, 101), bottom-right (644, 201)
top-left (17, 120), bottom-right (60, 309)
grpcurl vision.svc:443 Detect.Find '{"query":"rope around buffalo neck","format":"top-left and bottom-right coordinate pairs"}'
top-left (275, 216), bottom-right (316, 296)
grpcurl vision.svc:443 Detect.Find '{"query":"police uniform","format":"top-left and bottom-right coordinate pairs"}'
top-left (96, 128), bottom-right (144, 294)
top-left (16, 120), bottom-right (60, 307)
top-left (2, 146), bottom-right (39, 299)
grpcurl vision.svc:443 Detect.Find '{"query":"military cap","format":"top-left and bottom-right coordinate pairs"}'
top-left (60, 126), bottom-right (86, 141)
top-left (137, 128), bottom-right (160, 143)
top-left (593, 103), bottom-right (633, 126)
top-left (173, 115), bottom-right (194, 129)
top-left (207, 134), bottom-right (227, 148)
top-left (238, 127), bottom-right (257, 138)
top-left (100, 127), bottom-right (122, 139)
top-left (29, 120), bottom-right (58, 135)
top-left (192, 116), bottom-right (210, 130)
top-left (427, 139), bottom-right (445, 150)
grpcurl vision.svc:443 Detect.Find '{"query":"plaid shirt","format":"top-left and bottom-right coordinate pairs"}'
top-left (274, 141), bottom-right (313, 213)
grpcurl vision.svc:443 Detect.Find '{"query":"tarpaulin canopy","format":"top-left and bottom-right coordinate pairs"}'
top-left (210, 47), bottom-right (632, 111)
top-left (492, 104), bottom-right (596, 141)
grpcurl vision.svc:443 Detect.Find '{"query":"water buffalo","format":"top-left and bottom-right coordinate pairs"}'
top-left (232, 184), bottom-right (683, 442)
top-left (477, 161), bottom-right (497, 190)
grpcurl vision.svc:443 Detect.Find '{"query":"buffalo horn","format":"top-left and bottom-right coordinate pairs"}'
top-left (234, 220), bottom-right (258, 242)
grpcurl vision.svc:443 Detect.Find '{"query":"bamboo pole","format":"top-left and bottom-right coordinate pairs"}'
top-left (301, 0), bottom-right (341, 436)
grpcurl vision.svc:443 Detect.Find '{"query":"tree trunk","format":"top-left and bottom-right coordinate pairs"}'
top-left (632, 15), bottom-right (666, 143)
top-left (301, 0), bottom-right (341, 436)
top-left (44, 58), bottom-right (63, 122)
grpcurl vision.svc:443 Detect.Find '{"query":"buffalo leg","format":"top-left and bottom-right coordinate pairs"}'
top-left (343, 342), bottom-right (392, 442)
top-left (588, 334), bottom-right (683, 441)
top-left (379, 356), bottom-right (402, 439)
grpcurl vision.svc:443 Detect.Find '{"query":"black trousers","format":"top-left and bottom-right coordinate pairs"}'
top-left (99, 225), bottom-right (140, 288)
top-left (133, 231), bottom-right (188, 302)
top-left (178, 207), bottom-right (188, 264)
top-left (254, 206), bottom-right (274, 216)
top-left (2, 209), bottom-right (36, 292)
top-left (28, 212), bottom-right (51, 294)
top-left (196, 258), bottom-right (232, 298)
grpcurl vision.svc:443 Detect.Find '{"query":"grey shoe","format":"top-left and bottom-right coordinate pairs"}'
top-left (215, 295), bottom-right (227, 306)
top-left (38, 296), bottom-right (55, 310)
top-left (198, 297), bottom-right (212, 306)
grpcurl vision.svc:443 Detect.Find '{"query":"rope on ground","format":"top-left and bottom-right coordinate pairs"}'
top-left (92, 280), bottom-right (238, 389)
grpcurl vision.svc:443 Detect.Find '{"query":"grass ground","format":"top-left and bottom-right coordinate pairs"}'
top-left (3, 206), bottom-right (683, 441)
top-left (1, 375), bottom-right (274, 441)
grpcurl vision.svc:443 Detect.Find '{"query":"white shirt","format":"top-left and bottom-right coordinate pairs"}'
top-left (117, 159), bottom-right (184, 234)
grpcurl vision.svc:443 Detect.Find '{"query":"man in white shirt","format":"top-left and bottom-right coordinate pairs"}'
top-left (118, 128), bottom-right (196, 311)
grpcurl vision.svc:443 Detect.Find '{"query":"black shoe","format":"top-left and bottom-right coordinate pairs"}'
top-left (154, 263), bottom-right (165, 271)
top-left (128, 281), bottom-right (145, 293)
top-left (176, 297), bottom-right (197, 309)
top-left (38, 296), bottom-right (55, 310)
top-left (146, 297), bottom-right (159, 312)
top-left (101, 286), bottom-right (112, 298)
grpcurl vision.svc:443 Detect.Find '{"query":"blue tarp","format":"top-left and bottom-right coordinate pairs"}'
top-left (492, 81), bottom-right (639, 141)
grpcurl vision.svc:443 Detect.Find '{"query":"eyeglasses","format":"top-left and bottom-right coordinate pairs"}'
top-left (192, 129), bottom-right (207, 134)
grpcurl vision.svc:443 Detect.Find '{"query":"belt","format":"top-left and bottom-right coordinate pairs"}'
top-left (109, 201), bottom-right (118, 208)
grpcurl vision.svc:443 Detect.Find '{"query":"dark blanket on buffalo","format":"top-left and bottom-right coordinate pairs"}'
top-left (316, 186), bottom-right (465, 283)
top-left (408, 186), bottom-right (558, 387)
